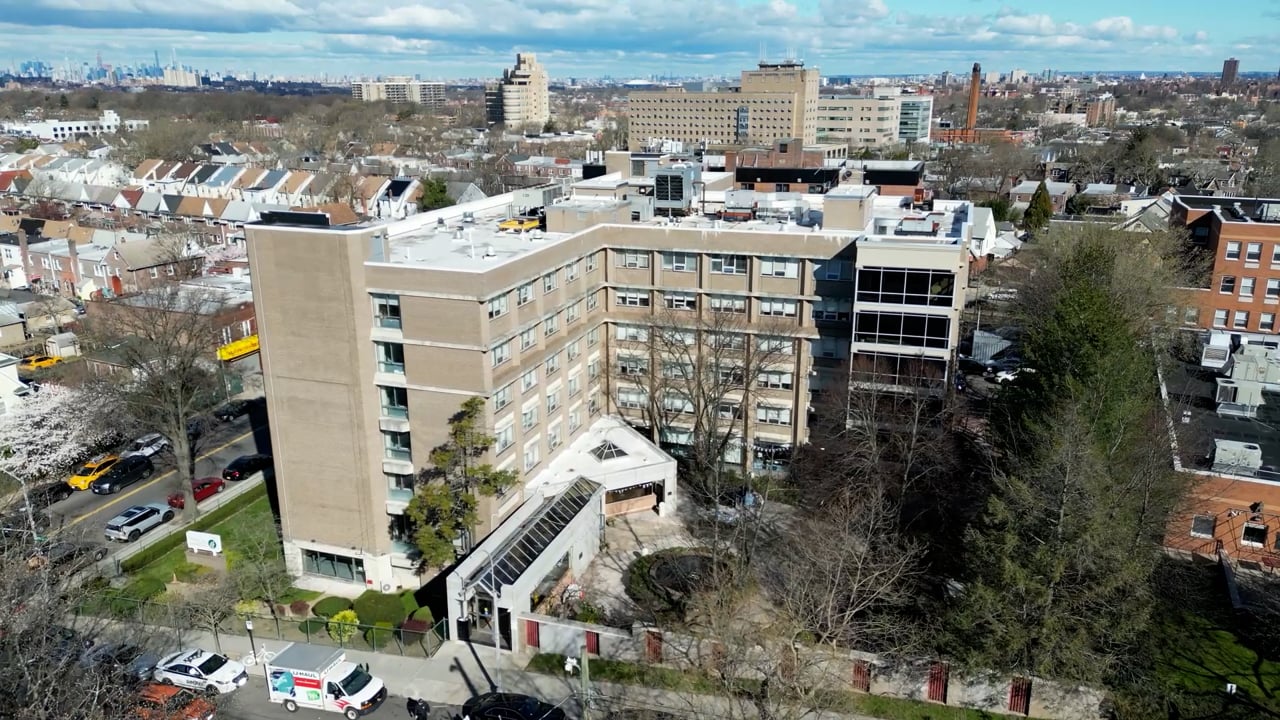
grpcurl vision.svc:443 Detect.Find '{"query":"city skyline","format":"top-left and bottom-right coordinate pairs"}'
top-left (0, 0), bottom-right (1275, 80)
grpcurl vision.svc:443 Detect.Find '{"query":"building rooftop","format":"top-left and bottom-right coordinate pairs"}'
top-left (1174, 195), bottom-right (1280, 224)
top-left (377, 195), bottom-right (573, 272)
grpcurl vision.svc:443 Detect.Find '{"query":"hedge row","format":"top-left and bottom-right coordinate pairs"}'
top-left (120, 483), bottom-right (268, 572)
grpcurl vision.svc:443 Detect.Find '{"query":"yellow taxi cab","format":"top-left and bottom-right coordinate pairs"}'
top-left (19, 354), bottom-right (62, 371)
top-left (67, 454), bottom-right (121, 491)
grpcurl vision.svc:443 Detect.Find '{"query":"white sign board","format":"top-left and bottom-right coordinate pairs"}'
top-left (186, 530), bottom-right (223, 555)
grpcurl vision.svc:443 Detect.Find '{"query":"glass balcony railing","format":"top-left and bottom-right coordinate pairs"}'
top-left (378, 361), bottom-right (405, 375)
top-left (376, 315), bottom-right (402, 329)
top-left (381, 405), bottom-right (409, 419)
top-left (384, 447), bottom-right (411, 462)
top-left (387, 486), bottom-right (414, 504)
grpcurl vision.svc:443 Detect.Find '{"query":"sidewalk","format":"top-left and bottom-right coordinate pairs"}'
top-left (171, 627), bottom-right (876, 720)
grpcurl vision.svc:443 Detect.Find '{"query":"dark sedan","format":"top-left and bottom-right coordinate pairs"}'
top-left (7, 481), bottom-right (73, 512)
top-left (222, 454), bottom-right (272, 482)
top-left (462, 693), bottom-right (567, 720)
top-left (213, 396), bottom-right (265, 422)
top-left (26, 540), bottom-right (107, 572)
top-left (89, 455), bottom-right (155, 495)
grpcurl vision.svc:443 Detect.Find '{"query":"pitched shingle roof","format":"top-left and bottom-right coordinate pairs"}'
top-left (175, 196), bottom-right (207, 217)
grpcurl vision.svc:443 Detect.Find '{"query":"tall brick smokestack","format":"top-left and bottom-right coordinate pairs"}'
top-left (966, 62), bottom-right (981, 130)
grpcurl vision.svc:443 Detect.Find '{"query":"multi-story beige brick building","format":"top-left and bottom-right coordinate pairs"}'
top-left (245, 177), bottom-right (971, 629)
top-left (485, 53), bottom-right (550, 129)
top-left (351, 77), bottom-right (445, 109)
top-left (815, 95), bottom-right (902, 147)
top-left (627, 61), bottom-right (820, 151)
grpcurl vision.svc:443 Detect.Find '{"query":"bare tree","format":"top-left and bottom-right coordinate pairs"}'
top-left (175, 574), bottom-right (241, 653)
top-left (228, 519), bottom-right (293, 626)
top-left (85, 283), bottom-right (229, 514)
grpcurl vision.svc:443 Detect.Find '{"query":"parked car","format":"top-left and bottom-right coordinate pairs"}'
top-left (186, 417), bottom-right (215, 442)
top-left (26, 540), bottom-right (107, 572)
top-left (212, 396), bottom-right (264, 422)
top-left (104, 503), bottom-right (174, 542)
top-left (7, 480), bottom-right (73, 511)
top-left (152, 648), bottom-right (248, 694)
top-left (221, 454), bottom-right (272, 482)
top-left (80, 642), bottom-right (160, 684)
top-left (90, 455), bottom-right (155, 495)
top-left (167, 478), bottom-right (225, 509)
top-left (19, 354), bottom-right (62, 371)
top-left (132, 682), bottom-right (217, 720)
top-left (68, 454), bottom-right (121, 491)
top-left (123, 433), bottom-right (171, 459)
top-left (462, 693), bottom-right (567, 720)
top-left (987, 287), bottom-right (1019, 302)
top-left (994, 367), bottom-right (1036, 384)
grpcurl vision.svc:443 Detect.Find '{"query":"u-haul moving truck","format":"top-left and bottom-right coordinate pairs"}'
top-left (265, 643), bottom-right (387, 719)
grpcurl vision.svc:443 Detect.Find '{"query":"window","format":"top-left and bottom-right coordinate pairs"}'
top-left (814, 259), bottom-right (853, 281)
top-left (856, 267), bottom-right (955, 306)
top-left (1268, 279), bottom-right (1280, 298)
top-left (495, 423), bottom-right (514, 453)
top-left (545, 352), bottom-right (561, 375)
top-left (221, 327), bottom-right (233, 345)
top-left (616, 290), bottom-right (650, 307)
top-left (542, 272), bottom-right (557, 293)
top-left (546, 387), bottom-right (561, 413)
top-left (149, 267), bottom-right (159, 278)
top-left (855, 312), bottom-right (951, 349)
top-left (759, 257), bottom-right (799, 278)
top-left (491, 340), bottom-right (511, 367)
top-left (662, 392), bottom-right (693, 413)
top-left (588, 357), bottom-right (601, 379)
top-left (376, 342), bottom-right (405, 374)
top-left (1234, 310), bottom-right (1250, 329)
top-left (588, 327), bottom-right (601, 346)
top-left (567, 339), bottom-right (581, 361)
top-left (548, 423), bottom-right (563, 451)
top-left (661, 252), bottom-right (695, 272)
top-left (586, 291), bottom-right (599, 311)
top-left (521, 368), bottom-right (538, 392)
top-left (520, 327), bottom-right (538, 350)
top-left (1190, 515), bottom-right (1215, 539)
top-left (618, 354), bottom-right (647, 375)
top-left (717, 402), bottom-right (740, 420)
top-left (568, 408), bottom-right (582, 433)
top-left (566, 261), bottom-right (580, 281)
top-left (566, 302), bottom-right (580, 324)
top-left (521, 404), bottom-right (539, 431)
top-left (711, 332), bottom-right (746, 350)
top-left (240, 320), bottom-right (252, 337)
top-left (387, 472), bottom-right (415, 492)
top-left (380, 386), bottom-right (408, 418)
top-left (544, 313), bottom-right (560, 337)
top-left (760, 298), bottom-right (797, 317)
top-left (372, 294), bottom-right (401, 329)
top-left (568, 372), bottom-right (581, 396)
top-left (615, 324), bottom-right (649, 342)
top-left (1263, 313), bottom-right (1276, 332)
top-left (523, 443), bottom-right (540, 472)
top-left (586, 253), bottom-right (598, 272)
top-left (709, 295), bottom-right (746, 313)
top-left (1183, 307), bottom-right (1200, 325)
top-left (663, 361), bottom-right (693, 379)
top-left (717, 365), bottom-right (745, 385)
top-left (517, 283), bottom-right (534, 305)
top-left (617, 387), bottom-right (647, 409)
top-left (166, 265), bottom-right (176, 276)
top-left (1247, 243), bottom-right (1262, 262)
top-left (710, 254), bottom-right (748, 275)
top-left (1213, 309), bottom-right (1228, 327)
top-left (1242, 277), bottom-right (1256, 297)
top-left (617, 251), bottom-right (650, 269)
top-left (813, 298), bottom-right (852, 322)
top-left (1220, 275), bottom-right (1237, 294)
top-left (494, 383), bottom-right (513, 411)
top-left (1225, 241), bottom-right (1241, 260)
top-left (1243, 522), bottom-right (1268, 548)
top-left (383, 430), bottom-right (411, 462)
top-left (488, 295), bottom-right (509, 319)
top-left (758, 370), bottom-right (794, 390)
top-left (756, 404), bottom-right (792, 425)
top-left (665, 292), bottom-right (697, 311)
top-left (302, 550), bottom-right (365, 583)
top-left (757, 336), bottom-right (793, 355)
top-left (850, 351), bottom-right (947, 387)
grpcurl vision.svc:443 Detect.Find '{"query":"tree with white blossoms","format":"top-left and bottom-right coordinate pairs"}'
top-left (0, 383), bottom-right (117, 485)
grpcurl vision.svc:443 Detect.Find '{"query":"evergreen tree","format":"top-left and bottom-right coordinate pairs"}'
top-left (1023, 180), bottom-right (1054, 232)
top-left (416, 177), bottom-right (454, 212)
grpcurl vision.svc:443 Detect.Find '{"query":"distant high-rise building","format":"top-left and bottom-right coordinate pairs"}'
top-left (484, 53), bottom-right (550, 129)
top-left (1085, 94), bottom-right (1116, 127)
top-left (627, 60), bottom-right (819, 150)
top-left (351, 77), bottom-right (445, 109)
top-left (1222, 58), bottom-right (1239, 85)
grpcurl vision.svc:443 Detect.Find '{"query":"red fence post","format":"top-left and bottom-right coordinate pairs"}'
top-left (852, 659), bottom-right (871, 692)
top-left (927, 661), bottom-right (949, 703)
top-left (1008, 677), bottom-right (1032, 715)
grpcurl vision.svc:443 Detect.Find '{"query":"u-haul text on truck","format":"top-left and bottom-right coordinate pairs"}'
top-left (265, 643), bottom-right (387, 719)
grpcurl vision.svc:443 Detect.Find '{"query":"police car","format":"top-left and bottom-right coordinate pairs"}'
top-left (152, 648), bottom-right (248, 694)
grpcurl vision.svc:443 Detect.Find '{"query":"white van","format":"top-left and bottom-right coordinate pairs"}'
top-left (265, 643), bottom-right (387, 719)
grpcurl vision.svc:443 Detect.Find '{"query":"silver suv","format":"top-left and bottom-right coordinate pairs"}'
top-left (104, 503), bottom-right (174, 542)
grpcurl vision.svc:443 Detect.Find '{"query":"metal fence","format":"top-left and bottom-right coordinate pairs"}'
top-left (76, 593), bottom-right (448, 658)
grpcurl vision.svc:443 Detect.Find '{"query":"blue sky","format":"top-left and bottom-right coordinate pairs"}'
top-left (0, 0), bottom-right (1273, 79)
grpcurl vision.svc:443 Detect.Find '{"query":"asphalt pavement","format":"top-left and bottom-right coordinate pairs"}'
top-left (40, 412), bottom-right (273, 548)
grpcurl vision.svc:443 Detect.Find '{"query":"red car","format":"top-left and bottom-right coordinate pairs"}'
top-left (167, 478), bottom-right (225, 509)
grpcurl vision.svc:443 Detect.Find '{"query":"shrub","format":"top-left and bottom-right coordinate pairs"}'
top-left (298, 618), bottom-right (326, 639)
top-left (354, 590), bottom-right (406, 625)
top-left (399, 589), bottom-right (420, 618)
top-left (573, 602), bottom-right (603, 625)
top-left (312, 596), bottom-right (353, 619)
top-left (364, 621), bottom-right (396, 649)
top-left (234, 599), bottom-right (259, 617)
top-left (398, 618), bottom-right (431, 643)
top-left (289, 599), bottom-right (311, 616)
top-left (327, 609), bottom-right (359, 643)
top-left (411, 606), bottom-right (434, 624)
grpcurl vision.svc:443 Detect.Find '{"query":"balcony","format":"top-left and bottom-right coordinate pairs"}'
top-left (381, 404), bottom-right (409, 419)
top-left (376, 315), bottom-right (402, 330)
top-left (378, 361), bottom-right (405, 375)
top-left (384, 447), bottom-right (412, 463)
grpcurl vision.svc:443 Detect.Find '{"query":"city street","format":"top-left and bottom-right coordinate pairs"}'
top-left (220, 675), bottom-right (461, 720)
top-left (39, 411), bottom-right (273, 547)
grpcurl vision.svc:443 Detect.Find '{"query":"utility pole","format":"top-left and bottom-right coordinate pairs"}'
top-left (580, 641), bottom-right (591, 720)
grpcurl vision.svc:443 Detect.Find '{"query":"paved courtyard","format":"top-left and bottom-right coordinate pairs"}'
top-left (577, 510), bottom-right (689, 623)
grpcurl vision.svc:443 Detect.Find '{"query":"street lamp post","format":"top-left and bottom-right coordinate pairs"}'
top-left (245, 618), bottom-right (269, 683)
